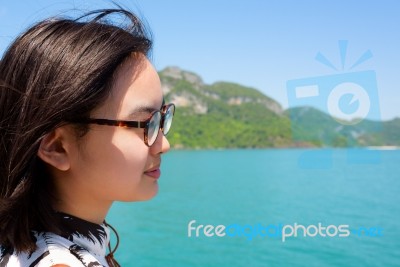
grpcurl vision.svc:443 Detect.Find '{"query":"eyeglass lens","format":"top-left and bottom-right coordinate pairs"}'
top-left (147, 105), bottom-right (174, 146)
top-left (147, 111), bottom-right (161, 146)
top-left (162, 105), bottom-right (174, 135)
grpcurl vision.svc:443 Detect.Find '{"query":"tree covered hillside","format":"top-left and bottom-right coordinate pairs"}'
top-left (160, 67), bottom-right (400, 149)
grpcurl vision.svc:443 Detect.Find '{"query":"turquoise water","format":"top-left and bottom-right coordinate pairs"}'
top-left (107, 149), bottom-right (400, 267)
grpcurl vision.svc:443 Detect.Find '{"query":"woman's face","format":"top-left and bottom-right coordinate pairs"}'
top-left (67, 56), bottom-right (170, 204)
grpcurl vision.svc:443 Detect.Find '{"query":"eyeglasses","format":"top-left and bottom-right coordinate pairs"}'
top-left (74, 103), bottom-right (175, 147)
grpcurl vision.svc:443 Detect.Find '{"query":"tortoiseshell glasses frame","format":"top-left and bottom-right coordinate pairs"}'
top-left (73, 103), bottom-right (175, 147)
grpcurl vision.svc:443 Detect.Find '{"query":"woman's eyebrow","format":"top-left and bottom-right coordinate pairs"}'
top-left (131, 106), bottom-right (157, 114)
top-left (128, 99), bottom-right (165, 118)
top-left (127, 106), bottom-right (156, 119)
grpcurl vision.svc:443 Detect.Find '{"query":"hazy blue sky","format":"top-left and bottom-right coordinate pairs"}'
top-left (1, 0), bottom-right (399, 120)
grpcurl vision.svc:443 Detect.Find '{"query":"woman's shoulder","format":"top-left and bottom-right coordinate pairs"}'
top-left (0, 232), bottom-right (103, 267)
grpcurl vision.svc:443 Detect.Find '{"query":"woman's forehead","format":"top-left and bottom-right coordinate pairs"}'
top-left (94, 57), bottom-right (163, 118)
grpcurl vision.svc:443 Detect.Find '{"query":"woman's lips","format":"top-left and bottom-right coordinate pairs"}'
top-left (144, 168), bottom-right (161, 179)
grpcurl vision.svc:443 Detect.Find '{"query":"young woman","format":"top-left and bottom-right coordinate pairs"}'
top-left (0, 8), bottom-right (175, 267)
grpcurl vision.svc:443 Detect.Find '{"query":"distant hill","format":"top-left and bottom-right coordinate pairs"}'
top-left (285, 106), bottom-right (396, 147)
top-left (160, 66), bottom-right (400, 149)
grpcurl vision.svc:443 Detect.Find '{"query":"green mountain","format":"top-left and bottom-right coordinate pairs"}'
top-left (285, 106), bottom-right (393, 147)
top-left (160, 66), bottom-right (400, 149)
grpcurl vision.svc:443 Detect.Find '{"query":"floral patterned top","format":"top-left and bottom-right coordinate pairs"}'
top-left (0, 212), bottom-right (114, 267)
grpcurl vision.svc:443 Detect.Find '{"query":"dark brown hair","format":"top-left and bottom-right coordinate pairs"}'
top-left (0, 8), bottom-right (152, 252)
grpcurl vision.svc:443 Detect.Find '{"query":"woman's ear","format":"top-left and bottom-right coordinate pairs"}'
top-left (37, 128), bottom-right (71, 171)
